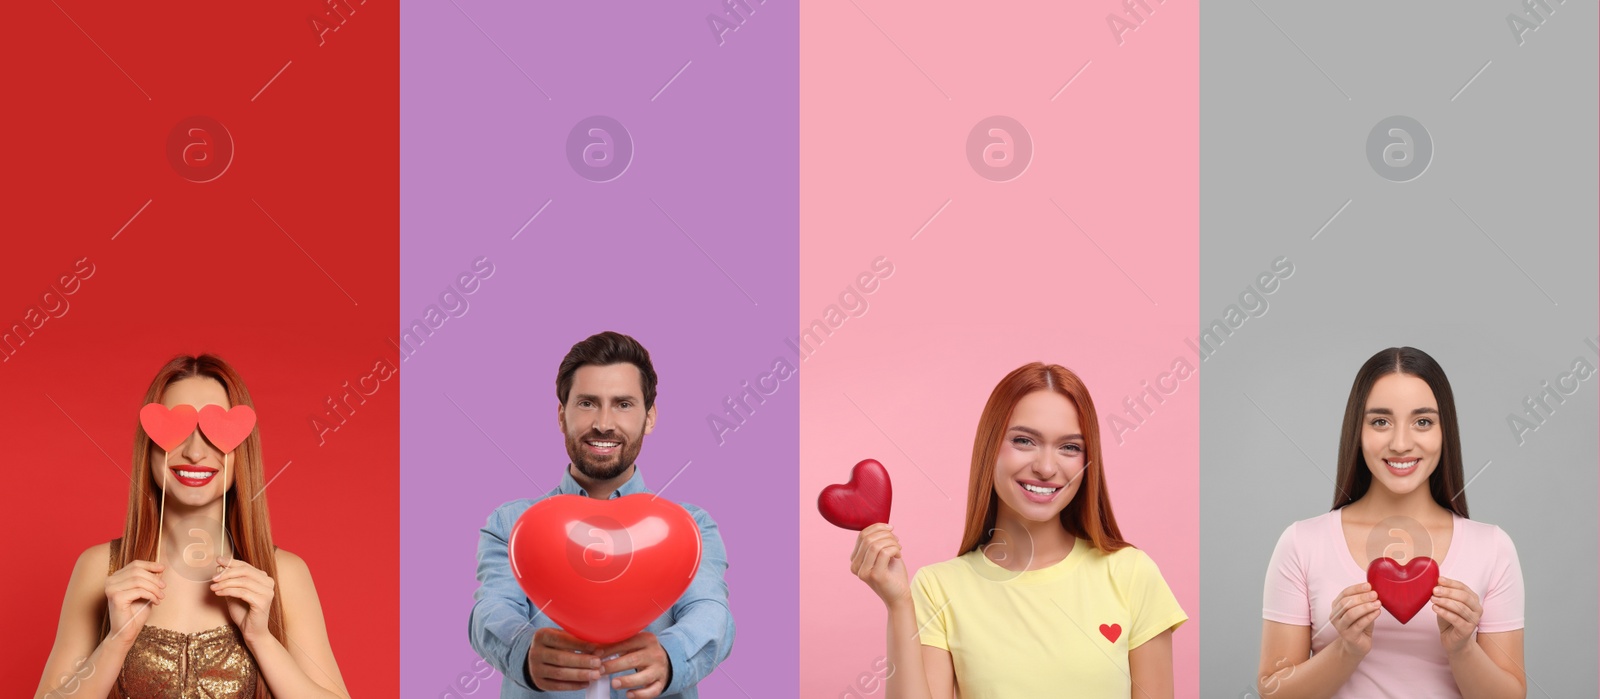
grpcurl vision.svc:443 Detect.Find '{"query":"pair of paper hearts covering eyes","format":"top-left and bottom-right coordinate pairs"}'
top-left (139, 403), bottom-right (257, 453)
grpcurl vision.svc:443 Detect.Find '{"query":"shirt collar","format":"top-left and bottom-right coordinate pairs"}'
top-left (557, 464), bottom-right (650, 499)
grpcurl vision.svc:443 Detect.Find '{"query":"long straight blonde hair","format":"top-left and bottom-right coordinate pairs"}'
top-left (103, 354), bottom-right (282, 698)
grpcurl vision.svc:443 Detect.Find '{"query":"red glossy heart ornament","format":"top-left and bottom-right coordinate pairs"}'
top-left (198, 404), bottom-right (257, 452)
top-left (1366, 556), bottom-right (1439, 624)
top-left (140, 403), bottom-right (198, 452)
top-left (509, 493), bottom-right (702, 645)
top-left (818, 459), bottom-right (892, 531)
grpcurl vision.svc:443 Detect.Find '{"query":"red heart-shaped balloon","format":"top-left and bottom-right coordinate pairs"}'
top-left (509, 494), bottom-right (702, 645)
top-left (198, 404), bottom-right (256, 452)
top-left (140, 403), bottom-right (198, 452)
top-left (818, 459), bottom-right (892, 531)
top-left (1367, 556), bottom-right (1439, 624)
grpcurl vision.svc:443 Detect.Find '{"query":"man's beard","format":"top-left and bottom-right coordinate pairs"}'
top-left (565, 429), bottom-right (644, 482)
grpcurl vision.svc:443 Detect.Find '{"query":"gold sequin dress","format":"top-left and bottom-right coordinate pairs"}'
top-left (108, 538), bottom-right (258, 698)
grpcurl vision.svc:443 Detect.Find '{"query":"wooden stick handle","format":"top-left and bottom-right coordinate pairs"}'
top-left (155, 451), bottom-right (168, 565)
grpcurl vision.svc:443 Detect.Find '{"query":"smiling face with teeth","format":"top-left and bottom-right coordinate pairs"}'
top-left (991, 390), bottom-right (1088, 524)
top-left (559, 363), bottom-right (656, 489)
top-left (1360, 373), bottom-right (1443, 498)
top-left (146, 376), bottom-right (235, 508)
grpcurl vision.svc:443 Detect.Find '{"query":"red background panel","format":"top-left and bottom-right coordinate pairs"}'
top-left (4, 0), bottom-right (397, 695)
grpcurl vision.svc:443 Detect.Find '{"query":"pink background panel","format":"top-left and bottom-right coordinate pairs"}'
top-left (798, 1), bottom-right (1199, 696)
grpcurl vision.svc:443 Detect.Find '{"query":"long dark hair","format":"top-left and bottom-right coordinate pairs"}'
top-left (1331, 347), bottom-right (1468, 517)
top-left (957, 363), bottom-right (1131, 556)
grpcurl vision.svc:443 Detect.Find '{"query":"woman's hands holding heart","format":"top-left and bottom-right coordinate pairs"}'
top-left (1431, 577), bottom-right (1483, 656)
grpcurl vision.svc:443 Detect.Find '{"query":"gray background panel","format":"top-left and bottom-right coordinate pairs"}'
top-left (1200, 2), bottom-right (1597, 696)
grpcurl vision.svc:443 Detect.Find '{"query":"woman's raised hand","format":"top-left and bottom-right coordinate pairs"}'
top-left (104, 560), bottom-right (165, 647)
top-left (851, 523), bottom-right (910, 607)
top-left (211, 556), bottom-right (277, 644)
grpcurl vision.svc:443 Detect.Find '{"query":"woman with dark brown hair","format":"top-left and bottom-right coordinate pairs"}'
top-left (33, 355), bottom-right (350, 699)
top-left (1257, 347), bottom-right (1526, 699)
top-left (849, 362), bottom-right (1187, 698)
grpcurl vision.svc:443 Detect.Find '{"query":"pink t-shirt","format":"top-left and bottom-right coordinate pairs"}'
top-left (1262, 509), bottom-right (1524, 698)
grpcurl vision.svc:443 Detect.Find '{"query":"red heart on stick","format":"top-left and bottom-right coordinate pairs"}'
top-left (1366, 556), bottom-right (1439, 624)
top-left (818, 459), bottom-right (892, 531)
top-left (509, 494), bottom-right (703, 645)
top-left (140, 403), bottom-right (198, 452)
top-left (198, 404), bottom-right (256, 452)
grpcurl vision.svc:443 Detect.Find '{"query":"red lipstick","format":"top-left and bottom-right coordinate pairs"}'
top-left (170, 464), bottom-right (219, 488)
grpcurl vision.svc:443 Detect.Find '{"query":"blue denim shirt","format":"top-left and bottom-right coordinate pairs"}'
top-left (469, 466), bottom-right (735, 698)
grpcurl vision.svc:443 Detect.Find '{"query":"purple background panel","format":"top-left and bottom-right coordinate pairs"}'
top-left (400, 1), bottom-right (797, 696)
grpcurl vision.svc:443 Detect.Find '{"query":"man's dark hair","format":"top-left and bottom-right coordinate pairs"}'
top-left (556, 331), bottom-right (659, 410)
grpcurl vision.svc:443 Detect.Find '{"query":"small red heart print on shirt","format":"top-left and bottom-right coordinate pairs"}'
top-left (1099, 623), bottom-right (1121, 643)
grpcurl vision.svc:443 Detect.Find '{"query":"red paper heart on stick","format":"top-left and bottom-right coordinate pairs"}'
top-left (198, 404), bottom-right (256, 452)
top-left (818, 459), bottom-right (892, 531)
top-left (1366, 556), bottom-right (1439, 624)
top-left (140, 403), bottom-right (198, 452)
top-left (509, 494), bottom-right (702, 645)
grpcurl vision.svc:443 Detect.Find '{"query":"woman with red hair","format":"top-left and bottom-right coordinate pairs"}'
top-left (34, 355), bottom-right (349, 698)
top-left (850, 362), bottom-right (1186, 698)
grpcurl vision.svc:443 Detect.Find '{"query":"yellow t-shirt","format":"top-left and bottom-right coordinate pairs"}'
top-left (910, 538), bottom-right (1187, 698)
